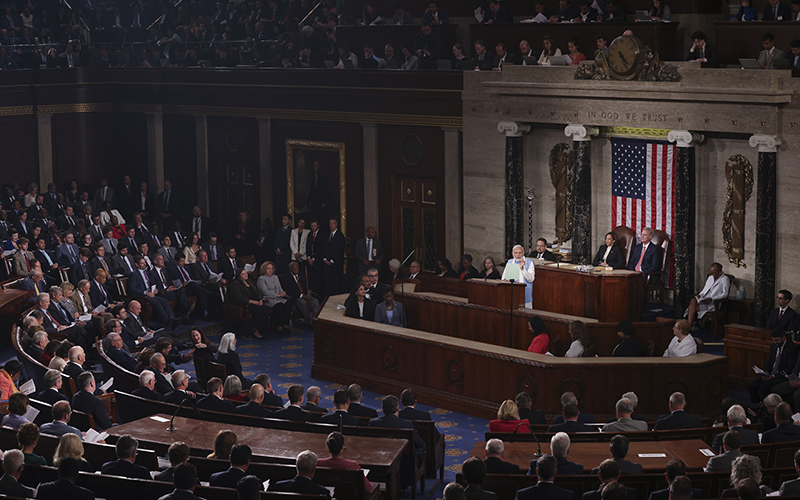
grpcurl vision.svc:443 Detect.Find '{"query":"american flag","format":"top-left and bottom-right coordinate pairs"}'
top-left (611, 138), bottom-right (676, 287)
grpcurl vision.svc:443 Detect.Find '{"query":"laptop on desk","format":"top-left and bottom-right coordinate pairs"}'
top-left (739, 58), bottom-right (761, 69)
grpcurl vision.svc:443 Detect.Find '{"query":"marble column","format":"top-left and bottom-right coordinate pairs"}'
top-left (37, 114), bottom-right (53, 187)
top-left (361, 123), bottom-right (379, 230)
top-left (750, 134), bottom-right (781, 327)
top-left (146, 113), bottom-right (164, 192)
top-left (195, 115), bottom-right (209, 214)
top-left (258, 118), bottom-right (273, 224)
top-left (442, 127), bottom-right (462, 261)
top-left (668, 130), bottom-right (703, 318)
top-left (564, 124), bottom-right (598, 264)
top-left (498, 121), bottom-right (530, 257)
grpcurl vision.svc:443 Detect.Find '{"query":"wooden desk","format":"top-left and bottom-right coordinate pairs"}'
top-left (314, 296), bottom-right (728, 420)
top-left (724, 323), bottom-right (773, 390)
top-left (531, 264), bottom-right (643, 322)
top-left (468, 439), bottom-right (713, 472)
top-left (715, 22), bottom-right (800, 65)
top-left (469, 22), bottom-right (680, 62)
top-left (108, 415), bottom-right (406, 500)
top-left (467, 279), bottom-right (525, 309)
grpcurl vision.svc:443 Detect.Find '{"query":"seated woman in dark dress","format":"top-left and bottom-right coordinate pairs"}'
top-left (435, 257), bottom-right (458, 278)
top-left (592, 231), bottom-right (626, 269)
top-left (216, 332), bottom-right (252, 389)
top-left (190, 328), bottom-right (217, 362)
top-left (226, 268), bottom-right (267, 339)
top-left (345, 284), bottom-right (375, 321)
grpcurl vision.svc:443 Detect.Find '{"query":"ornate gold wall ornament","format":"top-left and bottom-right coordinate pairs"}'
top-left (722, 154), bottom-right (754, 268)
top-left (575, 36), bottom-right (680, 82)
top-left (549, 143), bottom-right (573, 244)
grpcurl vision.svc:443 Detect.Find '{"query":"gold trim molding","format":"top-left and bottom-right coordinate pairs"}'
top-left (602, 126), bottom-right (670, 139)
top-left (2, 102), bottom-right (461, 127)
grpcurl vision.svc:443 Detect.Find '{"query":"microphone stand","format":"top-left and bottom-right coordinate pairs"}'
top-left (167, 397), bottom-right (190, 432)
top-left (509, 421), bottom-right (542, 457)
top-left (338, 412), bottom-right (343, 433)
top-left (508, 278), bottom-right (515, 349)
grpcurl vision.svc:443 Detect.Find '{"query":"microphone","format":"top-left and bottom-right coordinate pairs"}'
top-left (338, 412), bottom-right (343, 433)
top-left (167, 397), bottom-right (190, 432)
top-left (509, 421), bottom-right (542, 457)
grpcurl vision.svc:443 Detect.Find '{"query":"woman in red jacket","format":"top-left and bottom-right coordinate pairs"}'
top-left (488, 400), bottom-right (530, 432)
top-left (527, 316), bottom-right (550, 354)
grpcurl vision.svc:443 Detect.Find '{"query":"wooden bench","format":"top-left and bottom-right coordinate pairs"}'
top-left (485, 426), bottom-right (759, 447)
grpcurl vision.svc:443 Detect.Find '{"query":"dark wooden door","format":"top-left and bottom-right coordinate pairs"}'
top-left (214, 163), bottom-right (259, 240)
top-left (392, 176), bottom-right (439, 272)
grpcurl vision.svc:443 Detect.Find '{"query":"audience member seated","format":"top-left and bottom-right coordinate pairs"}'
top-left (761, 401), bottom-right (800, 443)
top-left (275, 384), bottom-right (315, 422)
top-left (268, 450), bottom-right (331, 499)
top-left (318, 431), bottom-right (375, 493)
top-left (554, 392), bottom-right (595, 424)
top-left (648, 459), bottom-right (703, 500)
top-left (281, 261), bottom-right (320, 326)
top-left (566, 38), bottom-right (586, 66)
top-left (489, 399), bottom-right (529, 432)
top-left (146, 352), bottom-right (175, 395)
top-left (0, 449), bottom-right (35, 498)
top-left (565, 320), bottom-right (591, 358)
top-left (515, 454), bottom-right (573, 500)
top-left (602, 398), bottom-right (647, 432)
top-left (18, 422), bottom-right (46, 465)
top-left (223, 375), bottom-right (245, 402)
top-left (513, 391), bottom-right (544, 425)
top-left (481, 256), bottom-right (501, 279)
top-left (375, 289), bottom-right (406, 326)
top-left (196, 377), bottom-right (236, 413)
top-left (526, 316), bottom-right (550, 354)
top-left (210, 443), bottom-right (250, 488)
top-left (460, 457), bottom-right (497, 500)
top-left (36, 368), bottom-right (69, 405)
top-left (301, 385), bottom-right (328, 414)
top-left (720, 455), bottom-right (769, 498)
top-left (685, 262), bottom-right (730, 330)
top-left (132, 369), bottom-right (165, 401)
top-left (345, 283), bottom-right (375, 321)
top-left (72, 371), bottom-right (112, 430)
top-left (484, 0), bottom-right (513, 23)
top-left (369, 394), bottom-right (425, 465)
top-left (551, 402), bottom-right (594, 432)
top-left (233, 384), bottom-right (274, 418)
top-left (217, 332), bottom-right (252, 389)
top-left (529, 432), bottom-right (582, 476)
top-left (731, 0), bottom-right (758, 20)
top-left (484, 438), bottom-right (521, 474)
top-left (0, 359), bottom-right (21, 400)
top-left (162, 462), bottom-right (204, 500)
top-left (1, 392), bottom-right (29, 429)
top-left (208, 430), bottom-right (237, 460)
top-left (40, 401), bottom-right (83, 439)
top-left (347, 383), bottom-right (378, 418)
top-left (154, 442), bottom-right (191, 483)
top-left (582, 459), bottom-right (638, 500)
top-left (36, 457), bottom-right (95, 500)
top-left (254, 373), bottom-right (283, 408)
top-left (686, 31), bottom-right (720, 67)
top-left (759, 32), bottom-right (785, 69)
top-left (748, 327), bottom-right (796, 404)
top-left (101, 434), bottom-right (151, 479)
top-left (320, 388), bottom-right (360, 426)
top-left (711, 404), bottom-right (759, 453)
top-left (777, 449), bottom-right (800, 495)
top-left (705, 430), bottom-right (760, 472)
top-left (662, 320), bottom-right (697, 357)
top-left (55, 433), bottom-right (94, 472)
top-left (537, 36), bottom-right (562, 66)
top-left (653, 392), bottom-right (702, 430)
top-left (105, 330), bottom-right (138, 372)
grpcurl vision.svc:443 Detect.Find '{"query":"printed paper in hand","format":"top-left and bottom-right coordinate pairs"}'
top-left (699, 448), bottom-right (716, 457)
top-left (753, 365), bottom-right (769, 376)
top-left (792, 413), bottom-right (800, 424)
top-left (93, 305), bottom-right (106, 313)
top-left (23, 405), bottom-right (39, 423)
top-left (99, 377), bottom-right (114, 392)
top-left (79, 314), bottom-right (92, 322)
top-left (18, 379), bottom-right (36, 395)
top-left (244, 263), bottom-right (256, 273)
top-left (208, 272), bottom-right (222, 283)
top-left (84, 428), bottom-right (109, 443)
top-left (638, 453), bottom-right (667, 458)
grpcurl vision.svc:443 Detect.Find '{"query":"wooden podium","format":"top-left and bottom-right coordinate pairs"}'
top-left (467, 279), bottom-right (526, 309)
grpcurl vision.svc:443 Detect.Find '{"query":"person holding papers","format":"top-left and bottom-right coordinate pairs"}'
top-left (748, 328), bottom-right (797, 404)
top-left (1, 393), bottom-right (31, 429)
top-left (502, 244), bottom-right (535, 308)
top-left (537, 36), bottom-right (562, 66)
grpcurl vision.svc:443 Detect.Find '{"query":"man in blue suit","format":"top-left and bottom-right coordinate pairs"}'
top-left (268, 450), bottom-right (331, 499)
top-left (101, 435), bottom-right (151, 479)
top-left (515, 455), bottom-right (573, 500)
top-left (210, 444), bottom-right (250, 488)
top-left (56, 232), bottom-right (80, 266)
top-left (628, 227), bottom-right (662, 285)
top-left (529, 432), bottom-right (583, 476)
top-left (368, 394), bottom-right (424, 466)
top-left (128, 255), bottom-right (179, 329)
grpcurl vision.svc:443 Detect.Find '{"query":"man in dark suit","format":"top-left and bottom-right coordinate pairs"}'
top-left (748, 328), bottom-right (797, 404)
top-left (38, 293), bottom-right (92, 353)
top-left (549, 403), bottom-right (595, 433)
top-left (369, 395), bottom-right (424, 466)
top-left (273, 214), bottom-right (293, 275)
top-left (128, 255), bottom-right (179, 329)
top-left (111, 244), bottom-right (136, 276)
top-left (399, 388), bottom-right (439, 438)
top-left (591, 435), bottom-right (643, 475)
top-left (627, 227), bottom-right (662, 285)
top-left (90, 243), bottom-right (112, 275)
top-left (777, 450), bottom-right (800, 496)
top-left (483, 0), bottom-right (513, 23)
top-left (93, 178), bottom-right (114, 209)
top-left (531, 238), bottom-right (557, 262)
top-left (218, 246), bottom-right (244, 282)
top-left (281, 261), bottom-right (319, 325)
top-left (116, 175), bottom-right (135, 217)
top-left (210, 444), bottom-right (250, 488)
top-left (56, 232), bottom-right (81, 266)
top-left (68, 248), bottom-right (93, 287)
top-left (355, 226), bottom-right (385, 275)
top-left (686, 31), bottom-right (720, 67)
top-left (170, 254), bottom-right (212, 318)
top-left (647, 459), bottom-right (704, 500)
top-left (268, 450), bottom-right (331, 499)
top-left (135, 182), bottom-right (156, 221)
top-left (196, 377), bottom-right (236, 413)
top-left (34, 237), bottom-right (60, 279)
top-left (158, 180), bottom-right (179, 231)
top-left (154, 442), bottom-right (191, 484)
top-left (101, 435), bottom-right (152, 479)
top-left (89, 269), bottom-right (118, 311)
top-left (515, 454), bottom-right (573, 500)
top-left (306, 220), bottom-right (325, 294)
top-left (36, 369), bottom-right (69, 405)
top-left (20, 270), bottom-right (48, 303)
top-left (320, 389), bottom-right (361, 426)
top-left (150, 253), bottom-right (189, 315)
top-left (653, 392), bottom-right (702, 431)
top-left (234, 384), bottom-right (274, 418)
top-left (105, 332), bottom-right (138, 372)
top-left (515, 391), bottom-right (546, 426)
top-left (0, 449), bottom-right (35, 497)
top-left (132, 369), bottom-right (166, 401)
top-left (201, 233), bottom-right (224, 268)
top-left (160, 463), bottom-right (205, 500)
top-left (347, 383), bottom-right (378, 418)
top-left (301, 386), bottom-right (328, 414)
top-left (254, 374), bottom-right (284, 407)
top-left (612, 320), bottom-right (646, 357)
top-left (580, 460), bottom-right (639, 500)
top-left (763, 0), bottom-right (792, 20)
top-left (63, 346), bottom-right (88, 383)
top-left (276, 384), bottom-right (316, 422)
top-left (189, 206), bottom-right (213, 241)
top-left (164, 370), bottom-right (198, 405)
top-left (705, 430), bottom-right (760, 472)
top-left (35, 457), bottom-right (95, 500)
top-left (767, 290), bottom-right (799, 331)
top-left (493, 42), bottom-right (518, 69)
top-left (322, 217), bottom-right (346, 297)
top-left (57, 206), bottom-right (78, 232)
top-left (146, 353), bottom-right (176, 395)
top-left (529, 432), bottom-right (583, 476)
top-left (711, 404), bottom-right (760, 453)
top-left (72, 371), bottom-right (114, 430)
top-left (553, 392), bottom-right (595, 424)
top-left (762, 402), bottom-right (800, 443)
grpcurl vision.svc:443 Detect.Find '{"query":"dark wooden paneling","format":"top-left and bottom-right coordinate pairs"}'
top-left (715, 22), bottom-right (799, 65)
top-left (163, 114), bottom-right (198, 218)
top-left (724, 323), bottom-right (772, 390)
top-left (0, 115), bottom-right (38, 189)
top-left (469, 22), bottom-right (680, 62)
top-left (335, 24), bottom-right (459, 60)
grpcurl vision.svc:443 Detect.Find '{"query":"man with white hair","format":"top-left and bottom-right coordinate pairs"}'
top-left (602, 398), bottom-right (648, 432)
top-left (146, 352), bottom-right (173, 395)
top-left (26, 330), bottom-right (48, 360)
top-left (0, 449), bottom-right (35, 497)
top-left (621, 391), bottom-right (647, 422)
top-left (529, 432), bottom-right (583, 475)
top-left (63, 345), bottom-right (87, 382)
top-left (654, 392), bottom-right (702, 430)
top-left (502, 244), bottom-right (535, 308)
top-left (484, 438), bottom-right (521, 474)
top-left (36, 292), bottom-right (92, 355)
top-left (711, 404), bottom-right (759, 453)
top-left (164, 370), bottom-right (198, 405)
top-left (104, 329), bottom-right (138, 372)
top-left (301, 386), bottom-right (328, 414)
top-left (132, 370), bottom-right (165, 401)
top-left (268, 450), bottom-right (331, 499)
top-left (35, 368), bottom-right (68, 405)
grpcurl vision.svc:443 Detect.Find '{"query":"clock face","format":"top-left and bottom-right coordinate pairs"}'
top-left (402, 135), bottom-right (423, 166)
top-left (608, 36), bottom-right (641, 77)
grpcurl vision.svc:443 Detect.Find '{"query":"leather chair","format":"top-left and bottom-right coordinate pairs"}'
top-left (581, 345), bottom-right (596, 357)
top-left (612, 226), bottom-right (636, 268)
top-left (694, 337), bottom-right (704, 353)
top-left (646, 229), bottom-right (671, 306)
top-left (701, 274), bottom-right (735, 340)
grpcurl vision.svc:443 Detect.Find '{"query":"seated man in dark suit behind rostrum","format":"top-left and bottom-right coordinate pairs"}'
top-left (101, 435), bottom-right (152, 479)
top-left (592, 435), bottom-right (643, 475)
top-left (516, 391), bottom-right (546, 425)
top-left (553, 391), bottom-right (595, 424)
top-left (766, 290), bottom-right (799, 331)
top-left (484, 438), bottom-right (521, 474)
top-left (748, 327), bottom-right (796, 404)
top-left (399, 388), bottom-right (440, 438)
top-left (581, 460), bottom-right (639, 500)
top-left (35, 457), bottom-right (95, 500)
top-left (653, 392), bottom-right (702, 431)
top-left (647, 459), bottom-right (704, 500)
top-left (210, 444), bottom-right (250, 488)
top-left (268, 450), bottom-right (331, 500)
top-left (762, 402), bottom-right (800, 443)
top-left (275, 384), bottom-right (316, 422)
top-left (627, 227), bottom-right (661, 285)
top-left (711, 404), bottom-right (760, 453)
top-left (529, 432), bottom-right (582, 476)
top-left (320, 389), bottom-right (361, 426)
top-left (196, 377), bottom-right (235, 413)
top-left (369, 394), bottom-right (425, 466)
top-left (72, 371), bottom-right (113, 430)
top-left (347, 383), bottom-right (378, 418)
top-left (234, 383), bottom-right (275, 418)
top-left (549, 402), bottom-right (594, 433)
top-left (515, 454), bottom-right (573, 500)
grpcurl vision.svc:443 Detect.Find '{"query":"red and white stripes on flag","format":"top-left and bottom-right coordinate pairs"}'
top-left (610, 138), bottom-right (676, 287)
